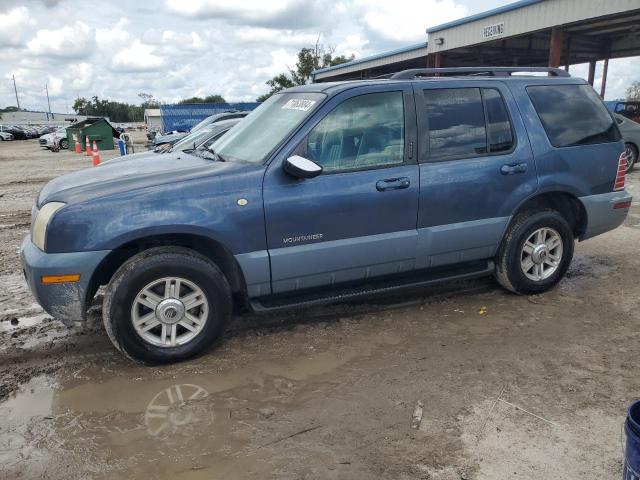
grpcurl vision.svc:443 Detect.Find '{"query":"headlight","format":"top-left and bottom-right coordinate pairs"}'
top-left (32, 202), bottom-right (66, 251)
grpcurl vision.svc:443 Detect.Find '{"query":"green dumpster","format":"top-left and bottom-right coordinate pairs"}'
top-left (66, 117), bottom-right (118, 151)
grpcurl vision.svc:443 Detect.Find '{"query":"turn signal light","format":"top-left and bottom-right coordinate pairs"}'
top-left (614, 152), bottom-right (626, 191)
top-left (41, 274), bottom-right (81, 284)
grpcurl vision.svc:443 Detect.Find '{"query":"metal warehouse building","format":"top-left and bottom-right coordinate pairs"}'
top-left (312, 0), bottom-right (640, 97)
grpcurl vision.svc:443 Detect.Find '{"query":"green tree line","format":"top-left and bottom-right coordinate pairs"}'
top-left (72, 92), bottom-right (227, 122)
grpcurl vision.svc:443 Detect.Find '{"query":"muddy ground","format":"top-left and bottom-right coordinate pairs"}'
top-left (0, 138), bottom-right (639, 480)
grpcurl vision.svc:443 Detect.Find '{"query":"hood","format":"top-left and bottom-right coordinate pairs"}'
top-left (37, 151), bottom-right (234, 207)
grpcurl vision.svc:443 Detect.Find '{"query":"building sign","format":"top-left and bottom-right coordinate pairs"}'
top-left (483, 22), bottom-right (505, 39)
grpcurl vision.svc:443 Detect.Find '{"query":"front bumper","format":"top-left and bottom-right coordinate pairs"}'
top-left (20, 235), bottom-right (110, 325)
top-left (579, 190), bottom-right (633, 240)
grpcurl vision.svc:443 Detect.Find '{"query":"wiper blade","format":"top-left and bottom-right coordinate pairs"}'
top-left (206, 145), bottom-right (226, 162)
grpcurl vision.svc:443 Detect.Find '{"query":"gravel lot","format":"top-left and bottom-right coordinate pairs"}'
top-left (0, 138), bottom-right (639, 479)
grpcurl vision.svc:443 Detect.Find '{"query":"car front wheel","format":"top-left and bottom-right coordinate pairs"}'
top-left (103, 247), bottom-right (232, 364)
top-left (495, 209), bottom-right (574, 295)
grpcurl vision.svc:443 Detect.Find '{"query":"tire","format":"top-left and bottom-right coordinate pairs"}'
top-left (495, 209), bottom-right (574, 295)
top-left (625, 143), bottom-right (638, 173)
top-left (59, 138), bottom-right (69, 149)
top-left (103, 247), bottom-right (232, 364)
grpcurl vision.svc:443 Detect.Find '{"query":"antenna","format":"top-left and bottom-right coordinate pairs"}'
top-left (12, 75), bottom-right (20, 110)
top-left (46, 83), bottom-right (53, 120)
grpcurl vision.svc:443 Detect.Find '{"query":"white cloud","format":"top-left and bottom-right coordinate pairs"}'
top-left (233, 27), bottom-right (319, 47)
top-left (47, 75), bottom-right (63, 95)
top-left (164, 0), bottom-right (323, 28)
top-left (112, 40), bottom-right (167, 72)
top-left (96, 18), bottom-right (131, 47)
top-left (0, 6), bottom-right (34, 47)
top-left (27, 21), bottom-right (95, 58)
top-left (68, 62), bottom-right (95, 91)
top-left (357, 0), bottom-right (468, 43)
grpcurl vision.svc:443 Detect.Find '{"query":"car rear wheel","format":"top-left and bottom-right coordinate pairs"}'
top-left (59, 138), bottom-right (69, 149)
top-left (625, 143), bottom-right (637, 173)
top-left (495, 209), bottom-right (574, 295)
top-left (103, 247), bottom-right (232, 364)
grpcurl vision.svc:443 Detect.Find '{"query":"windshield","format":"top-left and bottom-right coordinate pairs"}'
top-left (213, 92), bottom-right (325, 163)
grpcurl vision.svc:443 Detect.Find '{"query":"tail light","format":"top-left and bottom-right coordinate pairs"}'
top-left (614, 152), bottom-right (626, 191)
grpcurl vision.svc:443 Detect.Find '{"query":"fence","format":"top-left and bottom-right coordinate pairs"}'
top-left (160, 103), bottom-right (259, 132)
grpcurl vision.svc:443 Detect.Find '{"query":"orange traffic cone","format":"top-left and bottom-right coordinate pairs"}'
top-left (74, 136), bottom-right (81, 153)
top-left (85, 136), bottom-right (92, 156)
top-left (92, 140), bottom-right (101, 166)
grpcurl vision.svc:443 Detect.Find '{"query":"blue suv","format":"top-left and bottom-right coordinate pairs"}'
top-left (21, 67), bottom-right (632, 363)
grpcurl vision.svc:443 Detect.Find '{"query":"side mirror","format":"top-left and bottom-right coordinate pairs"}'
top-left (283, 155), bottom-right (323, 179)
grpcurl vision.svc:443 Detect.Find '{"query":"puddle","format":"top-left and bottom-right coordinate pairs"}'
top-left (0, 328), bottom-right (398, 479)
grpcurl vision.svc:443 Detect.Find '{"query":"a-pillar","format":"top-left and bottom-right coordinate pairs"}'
top-left (548, 27), bottom-right (564, 68)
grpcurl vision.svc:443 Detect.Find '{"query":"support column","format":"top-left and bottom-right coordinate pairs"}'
top-left (434, 52), bottom-right (441, 77)
top-left (564, 36), bottom-right (571, 71)
top-left (600, 58), bottom-right (609, 98)
top-left (548, 27), bottom-right (564, 68)
top-left (587, 61), bottom-right (596, 86)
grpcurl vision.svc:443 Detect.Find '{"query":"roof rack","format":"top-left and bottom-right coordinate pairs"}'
top-left (390, 67), bottom-right (570, 80)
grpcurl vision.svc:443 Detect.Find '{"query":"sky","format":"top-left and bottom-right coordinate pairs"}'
top-left (0, 0), bottom-right (637, 113)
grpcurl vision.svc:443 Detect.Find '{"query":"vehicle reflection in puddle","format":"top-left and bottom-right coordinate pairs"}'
top-left (145, 383), bottom-right (210, 437)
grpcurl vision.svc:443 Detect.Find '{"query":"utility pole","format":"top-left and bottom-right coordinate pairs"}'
top-left (12, 75), bottom-right (20, 110)
top-left (45, 83), bottom-right (53, 119)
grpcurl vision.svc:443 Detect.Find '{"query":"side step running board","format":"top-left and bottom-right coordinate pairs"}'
top-left (250, 260), bottom-right (494, 313)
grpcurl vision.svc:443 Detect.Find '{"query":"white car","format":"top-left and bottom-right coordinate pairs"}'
top-left (0, 131), bottom-right (14, 141)
top-left (38, 127), bottom-right (69, 149)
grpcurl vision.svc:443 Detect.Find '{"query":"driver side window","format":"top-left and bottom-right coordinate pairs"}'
top-left (306, 91), bottom-right (405, 172)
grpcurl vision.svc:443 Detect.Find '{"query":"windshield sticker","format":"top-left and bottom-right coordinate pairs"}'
top-left (282, 99), bottom-right (316, 111)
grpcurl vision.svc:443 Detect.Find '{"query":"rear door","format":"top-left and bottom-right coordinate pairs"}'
top-left (263, 85), bottom-right (420, 294)
top-left (414, 81), bottom-right (537, 268)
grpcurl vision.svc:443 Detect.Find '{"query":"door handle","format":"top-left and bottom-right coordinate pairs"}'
top-left (500, 163), bottom-right (528, 175)
top-left (376, 177), bottom-right (410, 192)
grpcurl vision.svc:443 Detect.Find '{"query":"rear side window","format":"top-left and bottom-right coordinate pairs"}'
top-left (484, 89), bottom-right (514, 153)
top-left (527, 84), bottom-right (621, 147)
top-left (423, 88), bottom-right (514, 161)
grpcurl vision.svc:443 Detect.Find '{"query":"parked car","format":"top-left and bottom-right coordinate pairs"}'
top-left (0, 131), bottom-right (14, 141)
top-left (21, 67), bottom-right (631, 364)
top-left (189, 111), bottom-right (248, 133)
top-left (612, 101), bottom-right (640, 124)
top-left (614, 113), bottom-right (640, 172)
top-left (2, 125), bottom-right (29, 140)
top-left (23, 126), bottom-right (39, 139)
top-left (39, 127), bottom-right (69, 149)
top-left (151, 112), bottom-right (249, 149)
top-left (158, 119), bottom-right (240, 153)
top-left (103, 120), bottom-right (239, 164)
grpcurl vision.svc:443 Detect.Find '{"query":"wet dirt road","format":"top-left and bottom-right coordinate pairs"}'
top-left (1, 139), bottom-right (639, 479)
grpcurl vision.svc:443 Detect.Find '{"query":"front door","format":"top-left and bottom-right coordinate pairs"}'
top-left (263, 85), bottom-right (419, 294)
top-left (414, 82), bottom-right (538, 268)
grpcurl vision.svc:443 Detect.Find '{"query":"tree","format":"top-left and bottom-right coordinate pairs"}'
top-left (138, 92), bottom-right (160, 108)
top-left (626, 81), bottom-right (640, 101)
top-left (72, 96), bottom-right (144, 122)
top-left (257, 41), bottom-right (355, 102)
top-left (178, 94), bottom-right (226, 104)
